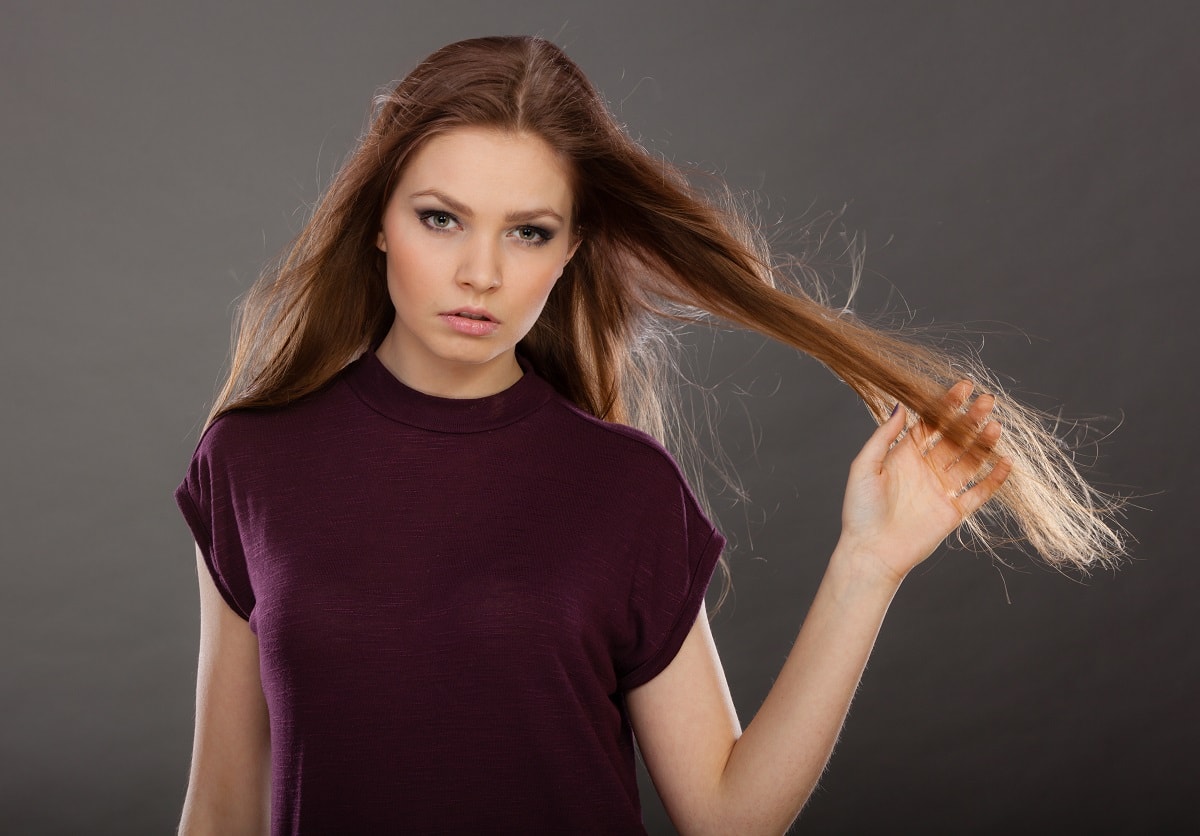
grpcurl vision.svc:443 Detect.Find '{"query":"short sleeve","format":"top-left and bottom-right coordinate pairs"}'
top-left (174, 420), bottom-right (256, 622)
top-left (615, 471), bottom-right (725, 691)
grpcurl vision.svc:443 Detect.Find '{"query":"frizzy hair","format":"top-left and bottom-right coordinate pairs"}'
top-left (211, 35), bottom-right (1126, 587)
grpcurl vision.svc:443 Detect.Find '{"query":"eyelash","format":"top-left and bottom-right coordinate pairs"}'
top-left (415, 210), bottom-right (554, 248)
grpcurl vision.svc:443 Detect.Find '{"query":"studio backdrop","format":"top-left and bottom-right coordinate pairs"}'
top-left (1, 2), bottom-right (1195, 833)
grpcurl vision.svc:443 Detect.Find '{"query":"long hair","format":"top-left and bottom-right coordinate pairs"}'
top-left (211, 35), bottom-right (1125, 586)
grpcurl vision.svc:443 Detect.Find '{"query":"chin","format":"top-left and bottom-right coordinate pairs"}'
top-left (432, 343), bottom-right (511, 368)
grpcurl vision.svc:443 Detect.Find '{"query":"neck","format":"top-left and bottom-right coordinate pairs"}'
top-left (375, 334), bottom-right (522, 399)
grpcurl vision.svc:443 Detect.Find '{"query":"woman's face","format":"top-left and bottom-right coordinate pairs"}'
top-left (375, 126), bottom-right (579, 398)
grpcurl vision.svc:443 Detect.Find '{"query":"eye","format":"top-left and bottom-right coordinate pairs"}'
top-left (514, 225), bottom-right (553, 246)
top-left (417, 210), bottom-right (459, 232)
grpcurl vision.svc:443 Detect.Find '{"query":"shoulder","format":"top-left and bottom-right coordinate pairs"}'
top-left (538, 394), bottom-right (695, 496)
top-left (531, 391), bottom-right (723, 557)
top-left (192, 407), bottom-right (287, 464)
top-left (548, 394), bottom-right (681, 460)
top-left (182, 409), bottom-right (282, 494)
top-left (178, 386), bottom-right (352, 515)
top-left (191, 372), bottom-right (359, 464)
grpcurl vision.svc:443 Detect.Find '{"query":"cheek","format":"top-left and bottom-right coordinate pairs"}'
top-left (383, 235), bottom-right (440, 297)
top-left (515, 262), bottom-right (566, 322)
top-left (529, 256), bottom-right (564, 289)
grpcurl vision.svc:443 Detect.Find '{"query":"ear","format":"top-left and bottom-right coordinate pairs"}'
top-left (376, 230), bottom-right (387, 253)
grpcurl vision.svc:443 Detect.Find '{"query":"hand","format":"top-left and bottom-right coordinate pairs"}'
top-left (837, 381), bottom-right (1013, 586)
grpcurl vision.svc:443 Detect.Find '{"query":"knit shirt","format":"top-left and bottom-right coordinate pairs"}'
top-left (175, 350), bottom-right (724, 834)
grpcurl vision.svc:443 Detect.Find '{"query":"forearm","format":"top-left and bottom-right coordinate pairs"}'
top-left (711, 543), bottom-right (902, 834)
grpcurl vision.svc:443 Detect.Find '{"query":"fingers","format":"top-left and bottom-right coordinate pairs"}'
top-left (909, 379), bottom-right (975, 458)
top-left (902, 381), bottom-right (1011, 512)
top-left (954, 454), bottom-right (1013, 517)
top-left (854, 382), bottom-right (1012, 520)
top-left (925, 383), bottom-right (1010, 514)
top-left (919, 383), bottom-right (998, 463)
top-left (943, 408), bottom-right (1001, 484)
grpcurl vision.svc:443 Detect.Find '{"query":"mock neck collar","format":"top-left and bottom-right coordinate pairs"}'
top-left (344, 349), bottom-right (555, 433)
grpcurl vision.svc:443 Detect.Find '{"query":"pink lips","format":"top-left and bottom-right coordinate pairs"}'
top-left (441, 308), bottom-right (500, 336)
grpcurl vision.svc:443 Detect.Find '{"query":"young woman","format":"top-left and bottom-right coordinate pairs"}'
top-left (176, 36), bottom-right (1124, 835)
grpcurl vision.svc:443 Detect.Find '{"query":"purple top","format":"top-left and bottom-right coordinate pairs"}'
top-left (176, 350), bottom-right (724, 834)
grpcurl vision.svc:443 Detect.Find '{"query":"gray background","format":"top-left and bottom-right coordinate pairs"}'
top-left (2, 1), bottom-right (1196, 833)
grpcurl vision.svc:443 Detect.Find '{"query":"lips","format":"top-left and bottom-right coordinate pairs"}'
top-left (441, 309), bottom-right (501, 336)
top-left (445, 307), bottom-right (497, 323)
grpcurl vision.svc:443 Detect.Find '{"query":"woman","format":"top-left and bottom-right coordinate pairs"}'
top-left (176, 36), bottom-right (1123, 834)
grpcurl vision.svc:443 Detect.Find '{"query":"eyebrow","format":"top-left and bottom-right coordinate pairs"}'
top-left (408, 188), bottom-right (565, 225)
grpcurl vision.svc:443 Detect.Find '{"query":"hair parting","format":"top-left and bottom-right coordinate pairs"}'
top-left (210, 35), bottom-right (1127, 602)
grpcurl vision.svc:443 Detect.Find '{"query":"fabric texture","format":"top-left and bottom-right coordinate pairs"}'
top-left (175, 349), bottom-right (724, 835)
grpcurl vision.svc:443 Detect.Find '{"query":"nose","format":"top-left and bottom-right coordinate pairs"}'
top-left (456, 234), bottom-right (502, 293)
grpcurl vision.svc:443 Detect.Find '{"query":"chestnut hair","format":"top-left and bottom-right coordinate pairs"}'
top-left (211, 35), bottom-right (1125, 583)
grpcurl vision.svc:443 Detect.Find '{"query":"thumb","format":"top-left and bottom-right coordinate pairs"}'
top-left (853, 403), bottom-right (907, 475)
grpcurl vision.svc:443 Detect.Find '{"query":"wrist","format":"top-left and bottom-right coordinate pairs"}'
top-left (827, 538), bottom-right (909, 595)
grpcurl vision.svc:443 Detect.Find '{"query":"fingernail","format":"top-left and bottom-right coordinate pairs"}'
top-left (890, 403), bottom-right (900, 418)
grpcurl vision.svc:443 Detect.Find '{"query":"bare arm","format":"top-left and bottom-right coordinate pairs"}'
top-left (629, 549), bottom-right (899, 834)
top-left (178, 545), bottom-right (271, 835)
top-left (628, 384), bottom-right (1011, 835)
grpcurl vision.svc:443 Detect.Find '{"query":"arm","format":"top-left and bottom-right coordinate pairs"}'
top-left (627, 383), bottom-right (1011, 835)
top-left (178, 545), bottom-right (272, 835)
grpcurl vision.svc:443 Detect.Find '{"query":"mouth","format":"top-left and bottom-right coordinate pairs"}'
top-left (446, 308), bottom-right (497, 323)
top-left (441, 309), bottom-right (502, 337)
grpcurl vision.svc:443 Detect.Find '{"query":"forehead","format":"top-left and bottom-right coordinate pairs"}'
top-left (398, 127), bottom-right (575, 215)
